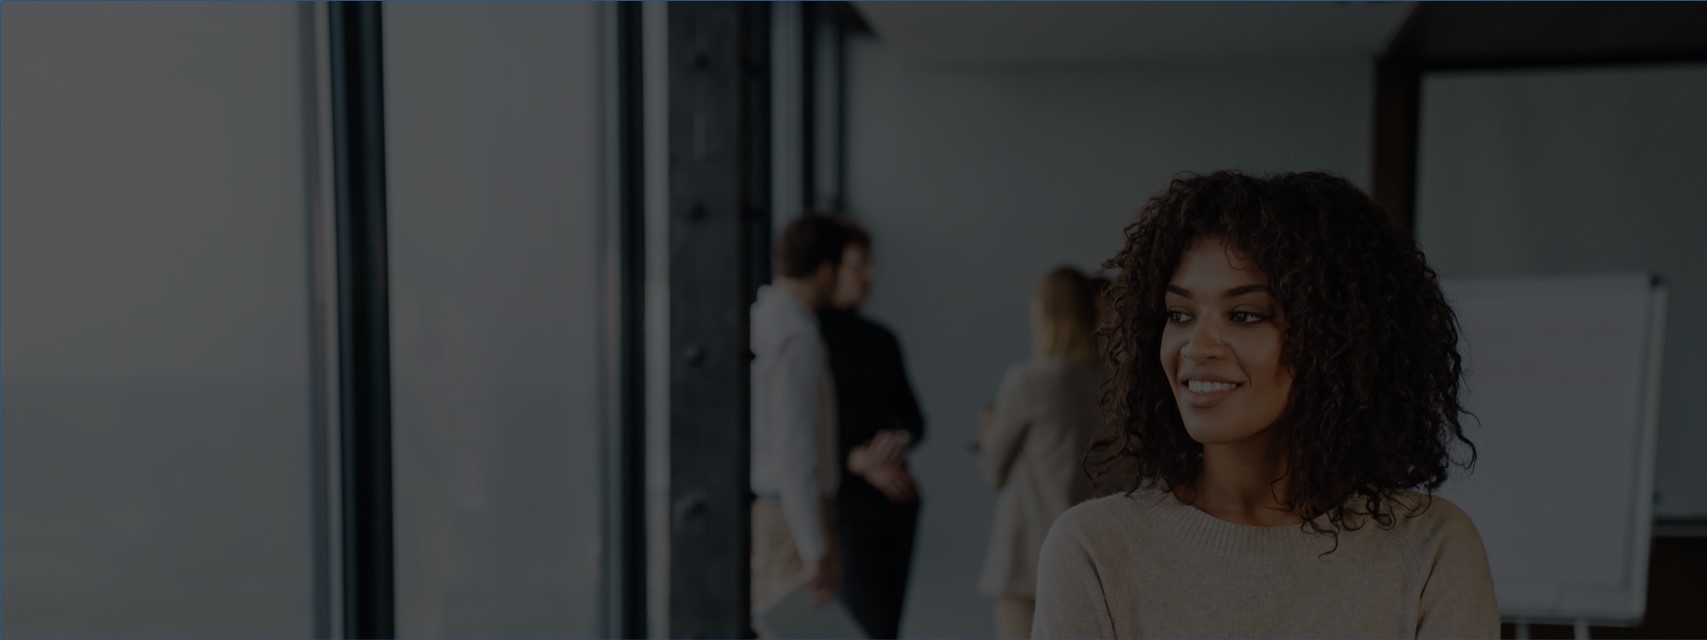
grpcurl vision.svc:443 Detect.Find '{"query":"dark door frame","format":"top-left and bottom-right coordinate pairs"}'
top-left (1370, 2), bottom-right (1707, 232)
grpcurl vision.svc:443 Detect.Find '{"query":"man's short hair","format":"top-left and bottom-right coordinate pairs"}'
top-left (827, 213), bottom-right (872, 252)
top-left (776, 214), bottom-right (855, 278)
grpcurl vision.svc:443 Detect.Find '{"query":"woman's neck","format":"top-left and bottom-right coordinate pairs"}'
top-left (1178, 437), bottom-right (1304, 527)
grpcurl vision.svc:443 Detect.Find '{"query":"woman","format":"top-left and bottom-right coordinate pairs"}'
top-left (977, 266), bottom-right (1107, 639)
top-left (1032, 171), bottom-right (1499, 639)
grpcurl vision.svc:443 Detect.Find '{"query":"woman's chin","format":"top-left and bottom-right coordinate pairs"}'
top-left (1182, 421), bottom-right (1265, 446)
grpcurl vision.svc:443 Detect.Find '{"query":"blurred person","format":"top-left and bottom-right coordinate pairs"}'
top-left (1085, 272), bottom-right (1126, 501)
top-left (1089, 274), bottom-right (1113, 322)
top-left (1089, 273), bottom-right (1115, 362)
top-left (975, 266), bottom-right (1106, 639)
top-left (1034, 171), bottom-right (1497, 638)
top-left (750, 214), bottom-right (856, 614)
top-left (818, 216), bottom-right (926, 639)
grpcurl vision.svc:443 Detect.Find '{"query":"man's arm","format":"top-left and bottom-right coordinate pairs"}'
top-left (771, 334), bottom-right (829, 562)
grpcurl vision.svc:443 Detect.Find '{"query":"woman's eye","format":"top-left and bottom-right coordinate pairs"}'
top-left (1230, 311), bottom-right (1268, 324)
top-left (1166, 310), bottom-right (1192, 324)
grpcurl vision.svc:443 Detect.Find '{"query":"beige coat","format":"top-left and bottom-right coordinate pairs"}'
top-left (977, 356), bottom-right (1105, 598)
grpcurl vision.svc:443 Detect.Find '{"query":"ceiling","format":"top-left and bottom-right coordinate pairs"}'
top-left (851, 2), bottom-right (1417, 66)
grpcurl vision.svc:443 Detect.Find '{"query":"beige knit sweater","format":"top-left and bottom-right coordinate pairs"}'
top-left (1032, 488), bottom-right (1500, 639)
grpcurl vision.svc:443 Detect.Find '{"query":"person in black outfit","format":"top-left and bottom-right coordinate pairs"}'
top-left (819, 216), bottom-right (924, 639)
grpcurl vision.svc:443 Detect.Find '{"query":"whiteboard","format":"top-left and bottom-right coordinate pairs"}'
top-left (1437, 273), bottom-right (1664, 625)
top-left (1416, 65), bottom-right (1707, 520)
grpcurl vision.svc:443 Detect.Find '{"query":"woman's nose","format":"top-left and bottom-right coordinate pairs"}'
top-left (1181, 321), bottom-right (1226, 362)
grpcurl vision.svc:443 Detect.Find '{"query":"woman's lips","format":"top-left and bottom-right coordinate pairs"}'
top-left (1180, 381), bottom-right (1242, 408)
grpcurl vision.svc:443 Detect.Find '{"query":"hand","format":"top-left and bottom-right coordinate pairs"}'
top-left (848, 430), bottom-right (909, 474)
top-left (802, 556), bottom-right (836, 607)
top-left (863, 463), bottom-right (918, 504)
top-left (867, 429), bottom-right (909, 466)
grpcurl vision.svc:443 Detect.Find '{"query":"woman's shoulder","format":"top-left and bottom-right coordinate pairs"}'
top-left (1049, 489), bottom-right (1175, 543)
top-left (997, 360), bottom-right (1049, 392)
top-left (1007, 357), bottom-right (1103, 386)
top-left (1039, 489), bottom-right (1181, 582)
top-left (1008, 357), bottom-right (1058, 376)
top-left (1375, 491), bottom-right (1489, 561)
top-left (1370, 492), bottom-right (1497, 601)
top-left (1386, 491), bottom-right (1479, 533)
top-left (1041, 494), bottom-right (1131, 563)
top-left (1017, 355), bottom-right (1099, 370)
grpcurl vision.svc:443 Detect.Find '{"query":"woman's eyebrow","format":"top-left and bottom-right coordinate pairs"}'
top-left (1165, 284), bottom-right (1271, 299)
top-left (1223, 284), bottom-right (1272, 299)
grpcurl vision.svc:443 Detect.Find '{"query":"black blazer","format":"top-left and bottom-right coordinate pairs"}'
top-left (818, 308), bottom-right (925, 514)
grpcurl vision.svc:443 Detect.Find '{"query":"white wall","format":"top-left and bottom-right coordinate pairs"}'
top-left (1417, 63), bottom-right (1707, 521)
top-left (1, 4), bottom-right (324, 637)
top-left (844, 39), bottom-right (1374, 637)
top-left (383, 4), bottom-right (611, 637)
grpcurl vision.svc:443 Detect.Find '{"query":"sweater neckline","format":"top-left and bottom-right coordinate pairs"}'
top-left (1137, 489), bottom-right (1342, 563)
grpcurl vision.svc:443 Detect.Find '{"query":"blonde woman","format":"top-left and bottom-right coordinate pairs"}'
top-left (975, 266), bottom-right (1106, 639)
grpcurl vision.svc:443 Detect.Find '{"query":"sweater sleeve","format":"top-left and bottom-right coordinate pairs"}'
top-left (771, 334), bottom-right (828, 561)
top-left (1032, 504), bottom-right (1120, 639)
top-left (1414, 500), bottom-right (1501, 639)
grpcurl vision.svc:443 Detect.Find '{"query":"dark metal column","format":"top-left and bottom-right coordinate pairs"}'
top-left (328, 3), bottom-right (394, 638)
top-left (614, 3), bottom-right (649, 638)
top-left (668, 3), bottom-right (763, 637)
top-left (800, 2), bottom-right (818, 214)
top-left (748, 5), bottom-right (774, 303)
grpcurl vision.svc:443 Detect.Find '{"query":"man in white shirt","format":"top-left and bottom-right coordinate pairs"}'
top-left (751, 215), bottom-right (854, 613)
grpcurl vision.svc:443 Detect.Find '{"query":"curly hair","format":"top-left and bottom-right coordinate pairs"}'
top-left (1087, 170), bottom-right (1476, 540)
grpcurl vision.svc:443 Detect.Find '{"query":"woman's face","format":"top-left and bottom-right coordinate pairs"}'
top-left (1160, 236), bottom-right (1292, 446)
